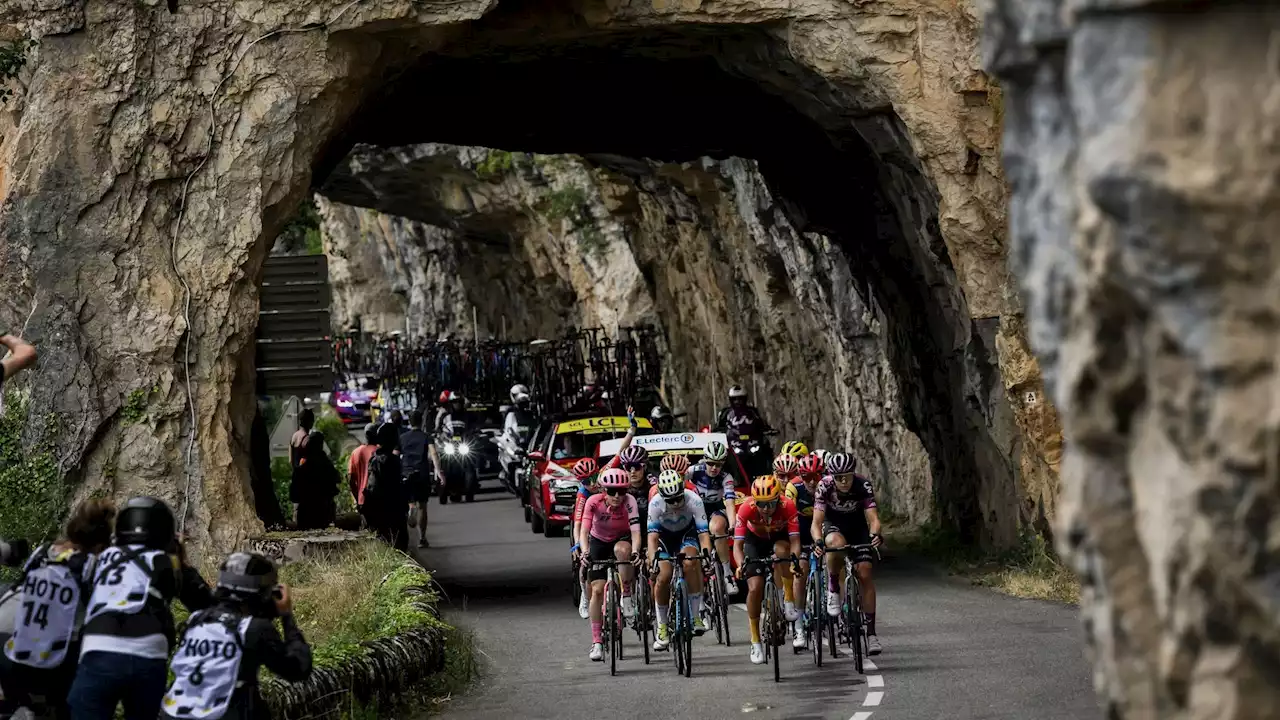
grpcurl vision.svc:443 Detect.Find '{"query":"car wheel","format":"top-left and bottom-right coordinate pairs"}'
top-left (531, 510), bottom-right (545, 534)
top-left (524, 504), bottom-right (532, 523)
top-left (543, 522), bottom-right (561, 539)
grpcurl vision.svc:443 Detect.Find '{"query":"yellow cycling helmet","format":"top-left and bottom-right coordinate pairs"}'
top-left (751, 475), bottom-right (784, 503)
top-left (781, 440), bottom-right (810, 458)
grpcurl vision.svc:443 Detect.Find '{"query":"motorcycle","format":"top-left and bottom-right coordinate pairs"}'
top-left (438, 421), bottom-right (481, 504)
top-left (729, 429), bottom-right (778, 479)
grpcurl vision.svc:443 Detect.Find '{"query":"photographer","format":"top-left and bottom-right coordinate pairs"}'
top-left (67, 497), bottom-right (214, 720)
top-left (162, 552), bottom-right (312, 720)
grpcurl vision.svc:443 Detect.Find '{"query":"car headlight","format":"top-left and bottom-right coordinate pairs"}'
top-left (337, 399), bottom-right (354, 408)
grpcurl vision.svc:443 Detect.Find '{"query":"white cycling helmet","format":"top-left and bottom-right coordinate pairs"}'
top-left (657, 469), bottom-right (685, 500)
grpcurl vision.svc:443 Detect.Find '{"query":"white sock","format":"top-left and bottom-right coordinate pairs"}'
top-left (722, 562), bottom-right (734, 578)
top-left (656, 604), bottom-right (670, 626)
top-left (689, 593), bottom-right (702, 618)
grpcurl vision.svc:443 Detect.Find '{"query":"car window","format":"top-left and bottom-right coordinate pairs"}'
top-left (552, 432), bottom-right (596, 460)
top-left (527, 422), bottom-right (551, 453)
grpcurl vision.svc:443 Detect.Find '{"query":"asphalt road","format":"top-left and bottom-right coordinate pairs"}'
top-left (412, 489), bottom-right (1101, 720)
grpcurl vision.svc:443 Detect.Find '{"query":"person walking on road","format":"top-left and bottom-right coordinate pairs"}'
top-left (365, 423), bottom-right (408, 551)
top-left (290, 430), bottom-right (339, 530)
top-left (348, 423), bottom-right (378, 517)
top-left (400, 411), bottom-right (442, 549)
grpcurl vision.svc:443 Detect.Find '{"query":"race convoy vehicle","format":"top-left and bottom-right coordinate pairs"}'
top-left (595, 431), bottom-right (752, 499)
top-left (331, 376), bottom-right (376, 424)
top-left (524, 414), bottom-right (654, 537)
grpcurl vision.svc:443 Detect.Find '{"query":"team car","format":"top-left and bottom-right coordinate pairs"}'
top-left (524, 414), bottom-right (655, 537)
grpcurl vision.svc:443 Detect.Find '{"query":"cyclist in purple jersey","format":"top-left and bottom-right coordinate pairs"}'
top-left (810, 452), bottom-right (884, 656)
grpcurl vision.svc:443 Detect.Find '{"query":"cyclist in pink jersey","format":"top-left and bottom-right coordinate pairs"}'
top-left (578, 468), bottom-right (641, 661)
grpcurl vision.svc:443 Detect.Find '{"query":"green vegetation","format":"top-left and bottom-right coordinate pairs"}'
top-left (121, 386), bottom-right (156, 425)
top-left (0, 38), bottom-right (35, 105)
top-left (0, 389), bottom-right (68, 546)
top-left (315, 411), bottom-right (351, 459)
top-left (887, 521), bottom-right (1080, 605)
top-left (275, 198), bottom-right (324, 255)
top-left (475, 149), bottom-right (516, 180)
top-left (538, 185), bottom-right (608, 255)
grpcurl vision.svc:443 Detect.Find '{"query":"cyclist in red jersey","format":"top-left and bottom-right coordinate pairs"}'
top-left (785, 453), bottom-right (823, 649)
top-left (733, 475), bottom-right (801, 665)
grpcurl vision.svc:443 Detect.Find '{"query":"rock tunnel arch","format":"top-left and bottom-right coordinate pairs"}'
top-left (0, 1), bottom-right (1049, 558)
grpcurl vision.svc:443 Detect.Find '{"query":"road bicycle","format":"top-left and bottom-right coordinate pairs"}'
top-left (799, 549), bottom-right (836, 667)
top-left (823, 543), bottom-right (880, 674)
top-left (589, 558), bottom-right (630, 676)
top-left (752, 553), bottom-right (801, 683)
top-left (654, 549), bottom-right (708, 678)
top-left (703, 533), bottom-right (734, 647)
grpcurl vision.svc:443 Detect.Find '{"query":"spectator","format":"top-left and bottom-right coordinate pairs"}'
top-left (0, 335), bottom-right (36, 390)
top-left (348, 423), bottom-right (378, 513)
top-left (289, 408), bottom-right (315, 470)
top-left (290, 430), bottom-right (339, 530)
top-left (364, 423), bottom-right (407, 551)
top-left (400, 411), bottom-right (441, 549)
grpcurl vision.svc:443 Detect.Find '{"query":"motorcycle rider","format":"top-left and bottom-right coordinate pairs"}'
top-left (649, 405), bottom-right (675, 434)
top-left (161, 552), bottom-right (311, 720)
top-left (437, 393), bottom-right (480, 503)
top-left (433, 390), bottom-right (452, 437)
top-left (714, 385), bottom-right (774, 476)
top-left (501, 384), bottom-right (537, 491)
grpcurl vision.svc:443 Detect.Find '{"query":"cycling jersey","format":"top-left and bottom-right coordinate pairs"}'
top-left (646, 490), bottom-right (709, 535)
top-left (733, 497), bottom-right (799, 540)
top-left (785, 479), bottom-right (818, 544)
top-left (814, 475), bottom-right (877, 515)
top-left (580, 494), bottom-right (640, 542)
top-left (685, 462), bottom-right (735, 505)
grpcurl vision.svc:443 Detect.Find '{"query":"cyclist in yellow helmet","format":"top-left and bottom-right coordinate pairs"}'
top-left (733, 475), bottom-right (801, 665)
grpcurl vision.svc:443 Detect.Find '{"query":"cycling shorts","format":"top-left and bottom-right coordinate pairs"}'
top-left (703, 500), bottom-right (728, 523)
top-left (588, 535), bottom-right (630, 582)
top-left (821, 514), bottom-right (875, 565)
top-left (654, 525), bottom-right (700, 557)
top-left (740, 530), bottom-right (791, 579)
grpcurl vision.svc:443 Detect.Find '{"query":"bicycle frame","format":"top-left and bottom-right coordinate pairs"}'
top-left (822, 543), bottom-right (879, 674)
top-left (655, 551), bottom-right (704, 678)
top-left (748, 554), bottom-right (800, 683)
top-left (590, 558), bottom-right (628, 676)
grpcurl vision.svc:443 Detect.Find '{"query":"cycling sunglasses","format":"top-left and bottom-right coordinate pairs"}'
top-left (664, 494), bottom-right (686, 505)
top-left (703, 461), bottom-right (722, 470)
top-left (755, 499), bottom-right (779, 511)
top-left (833, 473), bottom-right (856, 484)
top-left (605, 487), bottom-right (627, 497)
top-left (621, 462), bottom-right (646, 471)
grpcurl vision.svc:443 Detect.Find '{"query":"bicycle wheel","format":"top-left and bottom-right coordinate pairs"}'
top-left (772, 582), bottom-right (784, 683)
top-left (681, 576), bottom-right (693, 678)
top-left (846, 572), bottom-right (864, 675)
top-left (638, 573), bottom-right (652, 665)
top-left (712, 561), bottom-right (731, 647)
top-left (809, 571), bottom-right (823, 667)
top-left (607, 577), bottom-right (620, 676)
top-left (672, 580), bottom-right (687, 675)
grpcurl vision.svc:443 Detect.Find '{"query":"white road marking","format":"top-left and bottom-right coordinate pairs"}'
top-left (849, 713), bottom-right (873, 720)
top-left (863, 691), bottom-right (883, 707)
top-left (865, 658), bottom-right (878, 672)
top-left (867, 675), bottom-right (884, 688)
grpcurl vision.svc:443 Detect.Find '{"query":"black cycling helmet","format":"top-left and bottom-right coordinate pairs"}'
top-left (216, 552), bottom-right (278, 602)
top-left (364, 422), bottom-right (379, 444)
top-left (115, 496), bottom-right (176, 549)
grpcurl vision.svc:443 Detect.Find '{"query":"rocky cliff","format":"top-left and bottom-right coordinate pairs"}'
top-left (0, 1), bottom-right (1058, 555)
top-left (986, 2), bottom-right (1280, 717)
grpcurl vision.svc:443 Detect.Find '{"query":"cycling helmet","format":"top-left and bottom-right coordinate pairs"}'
top-left (660, 453), bottom-right (690, 474)
top-left (364, 422), bottom-right (379, 444)
top-left (772, 453), bottom-right (799, 477)
top-left (826, 452), bottom-right (856, 475)
top-left (657, 469), bottom-right (685, 500)
top-left (728, 385), bottom-right (748, 400)
top-left (781, 440), bottom-right (810, 458)
top-left (618, 445), bottom-right (648, 467)
top-left (812, 448), bottom-right (829, 464)
top-left (797, 454), bottom-right (824, 477)
top-left (115, 496), bottom-right (176, 549)
top-left (216, 552), bottom-right (278, 602)
top-left (702, 441), bottom-right (728, 463)
top-left (750, 475), bottom-right (783, 503)
top-left (572, 458), bottom-right (599, 480)
top-left (438, 390), bottom-right (451, 405)
top-left (509, 384), bottom-right (530, 402)
top-left (599, 468), bottom-right (631, 489)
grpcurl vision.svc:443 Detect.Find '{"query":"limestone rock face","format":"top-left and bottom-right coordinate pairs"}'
top-left (0, 0), bottom-right (1060, 557)
top-left (986, 2), bottom-right (1280, 717)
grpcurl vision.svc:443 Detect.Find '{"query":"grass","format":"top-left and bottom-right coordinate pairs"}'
top-left (887, 521), bottom-right (1080, 605)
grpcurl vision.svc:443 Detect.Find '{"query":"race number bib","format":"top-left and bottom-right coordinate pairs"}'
top-left (5, 561), bottom-right (82, 669)
top-left (163, 613), bottom-right (250, 720)
top-left (85, 547), bottom-right (160, 622)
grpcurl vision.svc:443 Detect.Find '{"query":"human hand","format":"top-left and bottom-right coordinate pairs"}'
top-left (274, 584), bottom-right (293, 615)
top-left (870, 533), bottom-right (883, 548)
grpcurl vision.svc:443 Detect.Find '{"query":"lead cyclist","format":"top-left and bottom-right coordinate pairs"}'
top-left (684, 440), bottom-right (738, 595)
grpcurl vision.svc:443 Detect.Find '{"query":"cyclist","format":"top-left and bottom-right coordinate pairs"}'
top-left (647, 470), bottom-right (713, 651)
top-left (618, 445), bottom-right (653, 530)
top-left (733, 475), bottom-right (800, 665)
top-left (579, 469), bottom-right (641, 662)
top-left (772, 453), bottom-right (799, 482)
top-left (811, 452), bottom-right (883, 656)
top-left (571, 458), bottom-right (602, 619)
top-left (784, 453), bottom-right (823, 649)
top-left (648, 454), bottom-right (696, 500)
top-left (780, 440), bottom-right (809, 459)
top-left (685, 440), bottom-right (739, 595)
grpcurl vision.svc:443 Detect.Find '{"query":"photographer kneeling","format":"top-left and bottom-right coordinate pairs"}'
top-left (162, 552), bottom-right (311, 720)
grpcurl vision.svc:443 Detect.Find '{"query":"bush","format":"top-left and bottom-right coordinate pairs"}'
top-left (0, 389), bottom-right (68, 545)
